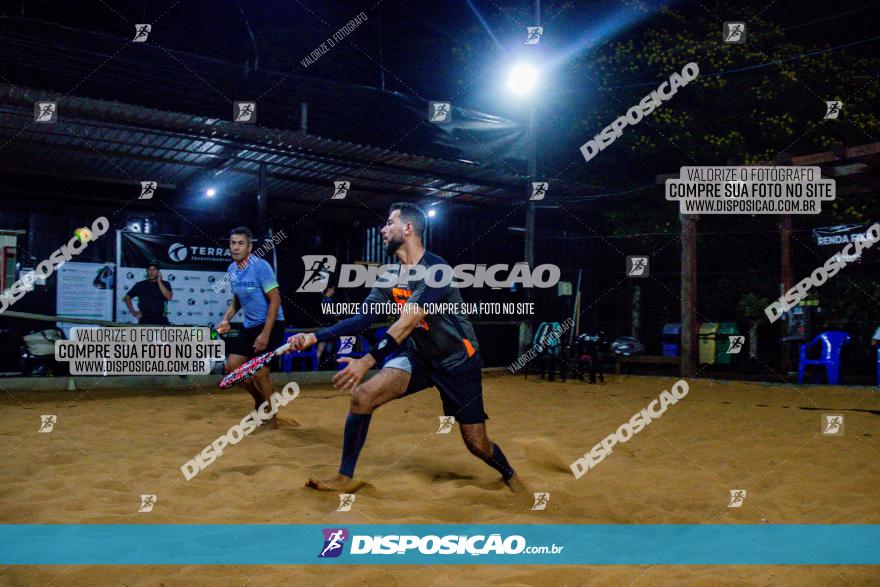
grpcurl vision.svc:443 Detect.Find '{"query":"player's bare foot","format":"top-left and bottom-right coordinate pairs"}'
top-left (276, 416), bottom-right (301, 427)
top-left (306, 474), bottom-right (355, 492)
top-left (249, 415), bottom-right (277, 430)
top-left (248, 415), bottom-right (277, 433)
top-left (505, 475), bottom-right (528, 493)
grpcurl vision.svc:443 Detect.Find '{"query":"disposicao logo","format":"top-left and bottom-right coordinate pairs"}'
top-left (319, 528), bottom-right (349, 558)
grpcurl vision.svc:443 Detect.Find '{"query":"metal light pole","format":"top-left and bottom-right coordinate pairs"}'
top-left (518, 0), bottom-right (541, 354)
top-left (520, 105), bottom-right (537, 353)
top-left (525, 105), bottom-right (537, 267)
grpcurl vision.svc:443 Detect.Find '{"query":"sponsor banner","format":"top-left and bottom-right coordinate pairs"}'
top-left (120, 232), bottom-right (245, 272)
top-left (811, 224), bottom-right (876, 262)
top-left (118, 232), bottom-right (267, 325)
top-left (116, 267), bottom-right (236, 326)
top-left (1, 525), bottom-right (878, 564)
top-left (812, 223), bottom-right (871, 247)
top-left (764, 222), bottom-right (880, 322)
top-left (121, 232), bottom-right (228, 271)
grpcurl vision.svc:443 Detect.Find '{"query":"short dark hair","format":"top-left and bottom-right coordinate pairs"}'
top-left (229, 226), bottom-right (253, 242)
top-left (389, 202), bottom-right (426, 239)
top-left (147, 259), bottom-right (160, 269)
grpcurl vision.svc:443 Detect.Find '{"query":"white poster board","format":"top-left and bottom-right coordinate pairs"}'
top-left (56, 262), bottom-right (115, 335)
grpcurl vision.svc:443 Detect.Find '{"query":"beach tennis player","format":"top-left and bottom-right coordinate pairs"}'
top-left (286, 203), bottom-right (522, 491)
top-left (215, 227), bottom-right (286, 427)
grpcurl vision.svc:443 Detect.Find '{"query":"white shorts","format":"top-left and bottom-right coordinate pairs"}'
top-left (382, 354), bottom-right (412, 373)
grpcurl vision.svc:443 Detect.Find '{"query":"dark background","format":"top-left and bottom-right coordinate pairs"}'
top-left (1, 0), bottom-right (878, 376)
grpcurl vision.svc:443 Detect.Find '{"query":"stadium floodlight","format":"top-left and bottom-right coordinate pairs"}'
top-left (506, 63), bottom-right (539, 96)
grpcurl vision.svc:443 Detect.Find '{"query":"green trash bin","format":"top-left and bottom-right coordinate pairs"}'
top-left (715, 322), bottom-right (741, 365)
top-left (698, 323), bottom-right (718, 364)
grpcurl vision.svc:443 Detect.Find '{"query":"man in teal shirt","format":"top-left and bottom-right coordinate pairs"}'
top-left (215, 227), bottom-right (286, 428)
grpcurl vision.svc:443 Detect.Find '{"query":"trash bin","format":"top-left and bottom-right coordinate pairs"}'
top-left (699, 323), bottom-right (718, 364)
top-left (662, 323), bottom-right (681, 357)
top-left (715, 322), bottom-right (741, 365)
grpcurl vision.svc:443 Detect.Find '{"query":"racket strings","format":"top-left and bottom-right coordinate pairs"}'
top-left (220, 352), bottom-right (274, 388)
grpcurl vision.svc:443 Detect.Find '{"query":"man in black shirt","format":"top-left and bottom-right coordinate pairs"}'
top-left (286, 203), bottom-right (522, 493)
top-left (124, 260), bottom-right (173, 325)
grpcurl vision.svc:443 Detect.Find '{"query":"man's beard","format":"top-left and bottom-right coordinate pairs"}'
top-left (384, 235), bottom-right (403, 256)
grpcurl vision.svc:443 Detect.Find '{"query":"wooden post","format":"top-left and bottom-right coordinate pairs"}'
top-left (776, 152), bottom-right (794, 378)
top-left (780, 213), bottom-right (794, 376)
top-left (680, 213), bottom-right (698, 377)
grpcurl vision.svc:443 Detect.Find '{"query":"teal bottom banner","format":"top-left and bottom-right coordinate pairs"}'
top-left (2, 525), bottom-right (878, 565)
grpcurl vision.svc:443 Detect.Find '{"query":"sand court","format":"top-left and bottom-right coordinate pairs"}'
top-left (1, 373), bottom-right (879, 584)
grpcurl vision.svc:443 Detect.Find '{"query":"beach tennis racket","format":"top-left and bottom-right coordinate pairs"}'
top-left (218, 343), bottom-right (290, 389)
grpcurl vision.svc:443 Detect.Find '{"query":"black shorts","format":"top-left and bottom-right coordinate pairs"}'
top-left (225, 321), bottom-right (286, 360)
top-left (385, 350), bottom-right (487, 424)
top-left (139, 316), bottom-right (169, 325)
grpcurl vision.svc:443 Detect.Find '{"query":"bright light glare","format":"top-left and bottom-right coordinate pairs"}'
top-left (506, 64), bottom-right (539, 95)
top-left (205, 188), bottom-right (217, 197)
top-left (427, 209), bottom-right (437, 218)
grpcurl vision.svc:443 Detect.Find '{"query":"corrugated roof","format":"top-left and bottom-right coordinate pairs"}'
top-left (0, 83), bottom-right (573, 213)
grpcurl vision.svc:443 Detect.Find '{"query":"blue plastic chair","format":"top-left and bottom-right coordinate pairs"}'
top-left (797, 331), bottom-right (851, 385)
top-left (334, 335), bottom-right (370, 369)
top-left (279, 328), bottom-right (318, 371)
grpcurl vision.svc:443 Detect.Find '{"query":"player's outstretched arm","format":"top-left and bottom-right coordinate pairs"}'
top-left (285, 312), bottom-right (379, 354)
top-left (284, 290), bottom-right (384, 353)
